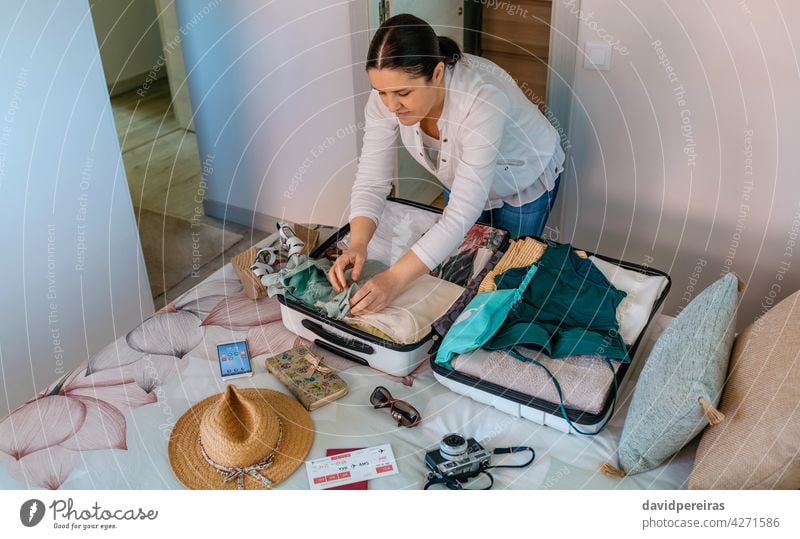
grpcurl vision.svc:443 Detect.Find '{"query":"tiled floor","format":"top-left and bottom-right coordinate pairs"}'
top-left (111, 78), bottom-right (269, 309)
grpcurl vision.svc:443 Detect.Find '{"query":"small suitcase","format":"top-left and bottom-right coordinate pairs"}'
top-left (429, 247), bottom-right (671, 434)
top-left (277, 198), bottom-right (510, 376)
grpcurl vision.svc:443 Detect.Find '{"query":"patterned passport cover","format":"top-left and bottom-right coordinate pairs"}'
top-left (264, 346), bottom-right (348, 411)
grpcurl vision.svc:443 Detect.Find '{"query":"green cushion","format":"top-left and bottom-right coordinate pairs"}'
top-left (618, 273), bottom-right (738, 475)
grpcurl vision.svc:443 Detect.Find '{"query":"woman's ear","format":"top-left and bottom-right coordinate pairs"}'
top-left (433, 61), bottom-right (445, 83)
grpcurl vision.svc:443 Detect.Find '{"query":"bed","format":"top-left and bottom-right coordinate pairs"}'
top-left (0, 252), bottom-right (697, 491)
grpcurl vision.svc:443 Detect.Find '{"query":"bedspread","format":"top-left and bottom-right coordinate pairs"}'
top-left (0, 259), bottom-right (693, 490)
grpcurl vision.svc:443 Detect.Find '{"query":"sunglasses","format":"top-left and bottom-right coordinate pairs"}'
top-left (369, 386), bottom-right (422, 427)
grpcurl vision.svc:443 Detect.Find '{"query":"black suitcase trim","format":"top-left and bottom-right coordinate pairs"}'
top-left (429, 241), bottom-right (672, 427)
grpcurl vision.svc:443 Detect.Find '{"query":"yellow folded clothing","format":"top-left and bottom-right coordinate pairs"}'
top-left (477, 239), bottom-right (590, 293)
top-left (478, 238), bottom-right (547, 293)
top-left (348, 322), bottom-right (397, 343)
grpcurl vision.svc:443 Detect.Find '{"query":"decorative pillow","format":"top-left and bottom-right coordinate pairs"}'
top-left (604, 272), bottom-right (738, 476)
top-left (689, 289), bottom-right (800, 489)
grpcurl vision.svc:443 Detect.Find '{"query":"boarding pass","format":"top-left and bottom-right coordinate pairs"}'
top-left (305, 444), bottom-right (398, 489)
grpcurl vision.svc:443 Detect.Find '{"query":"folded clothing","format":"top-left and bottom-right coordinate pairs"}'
top-left (478, 238), bottom-right (547, 293)
top-left (265, 256), bottom-right (387, 320)
top-left (451, 347), bottom-right (618, 415)
top-left (588, 256), bottom-right (669, 345)
top-left (485, 242), bottom-right (629, 361)
top-left (346, 274), bottom-right (464, 345)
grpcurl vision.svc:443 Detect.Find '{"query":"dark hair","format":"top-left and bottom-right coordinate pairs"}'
top-left (366, 13), bottom-right (462, 80)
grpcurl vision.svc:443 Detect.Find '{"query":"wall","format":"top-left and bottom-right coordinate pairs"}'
top-left (0, 0), bottom-right (154, 417)
top-left (90, 0), bottom-right (164, 95)
top-left (176, 0), bottom-right (361, 228)
top-left (560, 0), bottom-right (800, 327)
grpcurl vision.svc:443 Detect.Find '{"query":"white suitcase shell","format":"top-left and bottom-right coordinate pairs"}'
top-left (278, 296), bottom-right (435, 376)
top-left (430, 252), bottom-right (672, 434)
top-left (277, 198), bottom-right (509, 377)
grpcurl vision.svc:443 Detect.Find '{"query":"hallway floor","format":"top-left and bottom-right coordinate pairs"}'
top-left (111, 78), bottom-right (269, 309)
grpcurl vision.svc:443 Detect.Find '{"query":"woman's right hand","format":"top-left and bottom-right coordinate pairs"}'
top-left (328, 243), bottom-right (367, 293)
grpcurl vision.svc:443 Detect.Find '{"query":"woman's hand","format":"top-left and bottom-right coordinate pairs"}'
top-left (328, 244), bottom-right (367, 293)
top-left (349, 269), bottom-right (404, 315)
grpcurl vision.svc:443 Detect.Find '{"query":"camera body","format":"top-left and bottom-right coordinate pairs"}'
top-left (425, 434), bottom-right (492, 482)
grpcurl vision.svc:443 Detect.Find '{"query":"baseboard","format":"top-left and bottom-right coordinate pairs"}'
top-left (107, 72), bottom-right (168, 98)
top-left (204, 198), bottom-right (279, 233)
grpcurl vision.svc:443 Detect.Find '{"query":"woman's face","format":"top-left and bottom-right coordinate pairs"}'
top-left (368, 63), bottom-right (445, 126)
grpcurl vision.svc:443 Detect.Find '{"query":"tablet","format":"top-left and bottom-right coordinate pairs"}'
top-left (216, 340), bottom-right (254, 380)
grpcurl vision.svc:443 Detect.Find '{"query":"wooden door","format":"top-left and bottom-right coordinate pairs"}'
top-left (480, 0), bottom-right (553, 112)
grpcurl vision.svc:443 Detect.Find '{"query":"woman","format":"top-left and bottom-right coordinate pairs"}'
top-left (329, 13), bottom-right (565, 315)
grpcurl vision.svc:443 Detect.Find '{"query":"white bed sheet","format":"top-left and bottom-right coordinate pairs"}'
top-left (0, 258), bottom-right (694, 489)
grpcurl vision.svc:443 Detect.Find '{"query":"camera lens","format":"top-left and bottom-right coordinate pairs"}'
top-left (440, 434), bottom-right (468, 460)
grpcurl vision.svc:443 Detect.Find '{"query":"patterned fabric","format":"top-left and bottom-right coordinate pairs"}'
top-left (429, 223), bottom-right (508, 286)
top-left (617, 273), bottom-right (737, 475)
top-left (264, 256), bottom-right (386, 320)
top-left (264, 347), bottom-right (348, 411)
top-left (478, 238), bottom-right (547, 293)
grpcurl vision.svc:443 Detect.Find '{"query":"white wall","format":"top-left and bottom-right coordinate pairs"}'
top-left (560, 0), bottom-right (800, 328)
top-left (176, 0), bottom-right (361, 228)
top-left (90, 0), bottom-right (165, 94)
top-left (0, 0), bottom-right (154, 417)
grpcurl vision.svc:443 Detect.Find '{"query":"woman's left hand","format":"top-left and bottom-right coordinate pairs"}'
top-left (349, 270), bottom-right (404, 315)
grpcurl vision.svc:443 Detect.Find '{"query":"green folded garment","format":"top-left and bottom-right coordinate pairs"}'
top-left (265, 256), bottom-right (387, 320)
top-left (484, 242), bottom-right (629, 361)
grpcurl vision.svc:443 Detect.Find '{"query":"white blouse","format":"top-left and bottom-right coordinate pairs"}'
top-left (420, 129), bottom-right (441, 171)
top-left (349, 53), bottom-right (564, 270)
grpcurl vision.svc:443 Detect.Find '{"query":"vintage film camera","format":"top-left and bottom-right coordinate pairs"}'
top-left (424, 434), bottom-right (493, 482)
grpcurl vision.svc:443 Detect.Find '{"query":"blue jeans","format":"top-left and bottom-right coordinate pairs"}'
top-left (443, 177), bottom-right (560, 239)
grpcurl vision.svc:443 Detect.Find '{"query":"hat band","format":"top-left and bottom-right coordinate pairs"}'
top-left (197, 419), bottom-right (284, 490)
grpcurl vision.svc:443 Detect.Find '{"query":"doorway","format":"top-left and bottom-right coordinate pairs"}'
top-left (90, 1), bottom-right (269, 309)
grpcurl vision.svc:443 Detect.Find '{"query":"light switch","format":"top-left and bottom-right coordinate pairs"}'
top-left (583, 41), bottom-right (612, 71)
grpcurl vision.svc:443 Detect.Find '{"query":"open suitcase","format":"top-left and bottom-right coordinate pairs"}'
top-left (277, 198), bottom-right (510, 377)
top-left (430, 248), bottom-right (671, 434)
top-left (278, 198), bottom-right (671, 434)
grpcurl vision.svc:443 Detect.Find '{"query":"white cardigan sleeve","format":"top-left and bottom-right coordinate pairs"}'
top-left (348, 90), bottom-right (398, 226)
top-left (411, 85), bottom-right (509, 270)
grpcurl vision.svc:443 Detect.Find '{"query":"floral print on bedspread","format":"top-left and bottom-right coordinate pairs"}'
top-left (0, 279), bottom-right (239, 489)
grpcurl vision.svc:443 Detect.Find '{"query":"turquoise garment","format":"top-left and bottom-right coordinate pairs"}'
top-left (435, 264), bottom-right (538, 369)
top-left (279, 258), bottom-right (335, 303)
top-left (484, 242), bottom-right (629, 361)
top-left (265, 256), bottom-right (387, 320)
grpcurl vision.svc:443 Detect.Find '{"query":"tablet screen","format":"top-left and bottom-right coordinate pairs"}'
top-left (217, 341), bottom-right (253, 377)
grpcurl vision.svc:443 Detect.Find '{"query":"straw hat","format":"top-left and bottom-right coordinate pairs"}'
top-left (168, 385), bottom-right (313, 489)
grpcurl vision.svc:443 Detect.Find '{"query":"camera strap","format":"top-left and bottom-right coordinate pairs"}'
top-left (423, 446), bottom-right (535, 490)
top-left (487, 446), bottom-right (536, 471)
